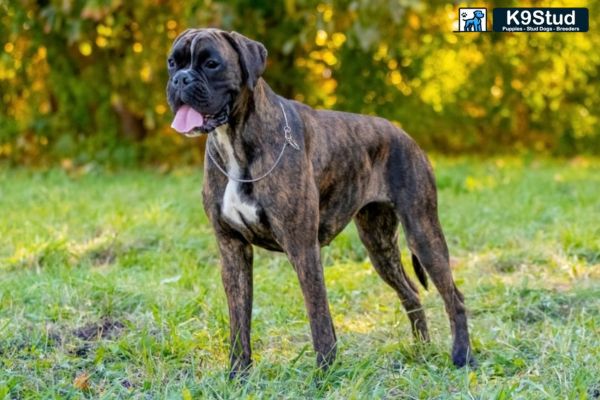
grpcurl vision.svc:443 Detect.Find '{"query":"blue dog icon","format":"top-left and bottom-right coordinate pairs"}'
top-left (463, 10), bottom-right (485, 31)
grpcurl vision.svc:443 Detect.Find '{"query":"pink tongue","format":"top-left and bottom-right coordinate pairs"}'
top-left (171, 105), bottom-right (204, 133)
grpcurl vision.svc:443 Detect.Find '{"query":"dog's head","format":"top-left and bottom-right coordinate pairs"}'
top-left (166, 29), bottom-right (267, 136)
top-left (473, 10), bottom-right (484, 18)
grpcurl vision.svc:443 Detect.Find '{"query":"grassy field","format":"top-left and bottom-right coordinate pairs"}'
top-left (1, 158), bottom-right (599, 399)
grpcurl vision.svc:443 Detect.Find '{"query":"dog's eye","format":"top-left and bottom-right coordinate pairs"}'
top-left (167, 58), bottom-right (176, 69)
top-left (205, 59), bottom-right (219, 69)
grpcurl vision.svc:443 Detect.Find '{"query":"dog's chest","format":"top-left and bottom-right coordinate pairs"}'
top-left (222, 180), bottom-right (259, 227)
top-left (214, 127), bottom-right (260, 227)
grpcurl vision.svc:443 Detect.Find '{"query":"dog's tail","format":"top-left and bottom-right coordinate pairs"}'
top-left (411, 253), bottom-right (428, 290)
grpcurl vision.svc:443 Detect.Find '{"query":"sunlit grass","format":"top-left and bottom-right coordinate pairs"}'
top-left (0, 158), bottom-right (599, 398)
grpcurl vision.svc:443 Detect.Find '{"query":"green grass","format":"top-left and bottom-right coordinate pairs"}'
top-left (1, 158), bottom-right (599, 399)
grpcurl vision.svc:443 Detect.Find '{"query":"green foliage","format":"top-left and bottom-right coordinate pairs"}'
top-left (1, 1), bottom-right (599, 166)
top-left (0, 159), bottom-right (599, 397)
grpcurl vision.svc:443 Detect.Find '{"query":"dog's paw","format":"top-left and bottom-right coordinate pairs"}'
top-left (452, 347), bottom-right (477, 368)
top-left (228, 368), bottom-right (250, 382)
top-left (227, 359), bottom-right (252, 381)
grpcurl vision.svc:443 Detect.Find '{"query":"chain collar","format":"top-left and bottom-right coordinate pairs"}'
top-left (206, 102), bottom-right (299, 183)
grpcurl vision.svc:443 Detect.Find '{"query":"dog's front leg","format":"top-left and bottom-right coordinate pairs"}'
top-left (286, 242), bottom-right (337, 370)
top-left (217, 234), bottom-right (254, 379)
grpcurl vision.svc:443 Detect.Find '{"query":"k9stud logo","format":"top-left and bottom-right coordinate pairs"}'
top-left (453, 7), bottom-right (589, 34)
top-left (493, 8), bottom-right (589, 32)
top-left (457, 8), bottom-right (488, 32)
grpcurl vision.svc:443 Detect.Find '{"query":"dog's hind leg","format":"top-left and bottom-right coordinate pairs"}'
top-left (392, 155), bottom-right (473, 367)
top-left (400, 209), bottom-right (473, 367)
top-left (354, 202), bottom-right (430, 342)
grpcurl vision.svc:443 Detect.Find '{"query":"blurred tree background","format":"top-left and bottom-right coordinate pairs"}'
top-left (1, 0), bottom-right (598, 167)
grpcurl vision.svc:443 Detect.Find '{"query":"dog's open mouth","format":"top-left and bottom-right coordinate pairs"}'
top-left (171, 104), bottom-right (229, 137)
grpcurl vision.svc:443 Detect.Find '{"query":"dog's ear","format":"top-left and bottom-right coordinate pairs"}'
top-left (224, 31), bottom-right (268, 90)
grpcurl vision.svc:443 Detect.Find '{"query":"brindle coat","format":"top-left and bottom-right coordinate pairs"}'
top-left (166, 29), bottom-right (474, 378)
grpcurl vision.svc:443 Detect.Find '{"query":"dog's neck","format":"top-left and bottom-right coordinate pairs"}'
top-left (211, 79), bottom-right (283, 175)
top-left (230, 78), bottom-right (275, 127)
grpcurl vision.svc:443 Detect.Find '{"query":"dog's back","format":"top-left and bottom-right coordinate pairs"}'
top-left (288, 101), bottom-right (435, 246)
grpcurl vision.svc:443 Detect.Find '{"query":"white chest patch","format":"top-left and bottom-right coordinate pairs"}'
top-left (214, 126), bottom-right (259, 227)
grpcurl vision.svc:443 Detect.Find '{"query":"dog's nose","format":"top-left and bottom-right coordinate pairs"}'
top-left (172, 70), bottom-right (192, 87)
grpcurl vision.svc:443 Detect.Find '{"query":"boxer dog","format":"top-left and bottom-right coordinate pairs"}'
top-left (166, 28), bottom-right (473, 378)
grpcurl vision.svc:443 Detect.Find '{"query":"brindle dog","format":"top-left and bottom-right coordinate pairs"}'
top-left (166, 28), bottom-right (474, 378)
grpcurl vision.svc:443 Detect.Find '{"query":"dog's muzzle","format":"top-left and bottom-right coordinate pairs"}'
top-left (171, 103), bottom-right (230, 137)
